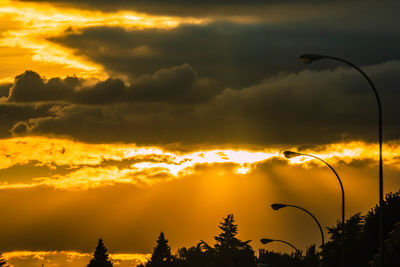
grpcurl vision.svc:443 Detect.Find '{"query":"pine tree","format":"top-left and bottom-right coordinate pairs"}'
top-left (215, 214), bottom-right (244, 250)
top-left (87, 238), bottom-right (113, 267)
top-left (213, 214), bottom-right (256, 267)
top-left (146, 232), bottom-right (174, 267)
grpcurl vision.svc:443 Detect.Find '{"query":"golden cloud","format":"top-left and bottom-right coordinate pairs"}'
top-left (0, 0), bottom-right (207, 81)
top-left (0, 136), bottom-right (399, 190)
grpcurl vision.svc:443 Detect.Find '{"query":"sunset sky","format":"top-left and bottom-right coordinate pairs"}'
top-left (1, 0), bottom-right (400, 266)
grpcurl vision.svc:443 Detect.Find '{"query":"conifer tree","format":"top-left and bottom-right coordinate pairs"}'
top-left (87, 238), bottom-right (113, 267)
top-left (213, 214), bottom-right (256, 267)
top-left (147, 232), bottom-right (174, 267)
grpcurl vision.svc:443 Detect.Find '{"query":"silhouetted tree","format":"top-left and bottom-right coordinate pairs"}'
top-left (87, 238), bottom-right (113, 267)
top-left (176, 241), bottom-right (213, 267)
top-left (258, 248), bottom-right (299, 267)
top-left (323, 190), bottom-right (400, 267)
top-left (302, 245), bottom-right (320, 267)
top-left (323, 213), bottom-right (364, 267)
top-left (146, 232), bottom-right (174, 267)
top-left (212, 214), bottom-right (256, 267)
top-left (175, 215), bottom-right (256, 267)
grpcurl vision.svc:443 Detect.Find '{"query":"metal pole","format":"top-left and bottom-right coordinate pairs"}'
top-left (306, 55), bottom-right (384, 266)
top-left (300, 153), bottom-right (345, 267)
top-left (324, 56), bottom-right (384, 266)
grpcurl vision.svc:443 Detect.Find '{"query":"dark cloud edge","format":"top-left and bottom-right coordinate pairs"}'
top-left (13, 0), bottom-right (356, 15)
top-left (2, 59), bottom-right (400, 147)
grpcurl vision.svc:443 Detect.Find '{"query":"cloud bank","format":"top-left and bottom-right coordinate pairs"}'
top-left (1, 60), bottom-right (399, 145)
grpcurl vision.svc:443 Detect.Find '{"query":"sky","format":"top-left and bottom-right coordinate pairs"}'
top-left (0, 0), bottom-right (400, 266)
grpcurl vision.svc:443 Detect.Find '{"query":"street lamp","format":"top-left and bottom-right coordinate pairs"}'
top-left (284, 150), bottom-right (344, 266)
top-left (260, 238), bottom-right (302, 256)
top-left (299, 53), bottom-right (384, 265)
top-left (283, 151), bottom-right (345, 226)
top-left (271, 203), bottom-right (325, 251)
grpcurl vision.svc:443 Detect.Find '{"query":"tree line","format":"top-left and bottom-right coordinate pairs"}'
top-left (1, 189), bottom-right (400, 267)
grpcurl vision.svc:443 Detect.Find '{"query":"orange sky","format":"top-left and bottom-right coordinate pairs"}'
top-left (1, 0), bottom-right (400, 266)
top-left (0, 136), bottom-right (399, 265)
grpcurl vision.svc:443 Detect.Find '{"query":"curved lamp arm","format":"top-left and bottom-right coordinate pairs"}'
top-left (283, 151), bottom-right (345, 228)
top-left (273, 203), bottom-right (325, 251)
top-left (300, 153), bottom-right (345, 229)
top-left (260, 238), bottom-right (302, 256)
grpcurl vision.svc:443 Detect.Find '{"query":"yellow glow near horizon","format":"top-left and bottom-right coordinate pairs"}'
top-left (0, 136), bottom-right (399, 190)
top-left (3, 250), bottom-right (151, 266)
top-left (0, 0), bottom-right (207, 81)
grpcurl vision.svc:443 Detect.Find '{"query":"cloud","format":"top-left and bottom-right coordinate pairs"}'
top-left (0, 136), bottom-right (399, 191)
top-left (10, 121), bottom-right (31, 135)
top-left (8, 71), bottom-right (80, 102)
top-left (0, 83), bottom-right (11, 98)
top-left (0, 136), bottom-right (279, 189)
top-left (49, 19), bottom-right (400, 88)
top-left (6, 60), bottom-right (399, 145)
top-left (7, 65), bottom-right (221, 106)
top-left (14, 0), bottom-right (398, 21)
top-left (125, 64), bottom-right (220, 103)
top-left (0, 102), bottom-right (55, 138)
top-left (13, 0), bottom-right (339, 16)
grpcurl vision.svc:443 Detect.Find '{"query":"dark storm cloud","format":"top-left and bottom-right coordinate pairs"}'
top-left (0, 102), bottom-right (56, 138)
top-left (126, 64), bottom-right (220, 103)
top-left (5, 1), bottom-right (400, 145)
top-left (0, 83), bottom-right (11, 98)
top-left (72, 78), bottom-right (125, 105)
top-left (8, 65), bottom-right (221, 105)
top-left (14, 0), bottom-right (352, 16)
top-left (50, 19), bottom-right (400, 88)
top-left (8, 61), bottom-right (400, 145)
top-left (72, 65), bottom-right (220, 104)
top-left (8, 71), bottom-right (80, 102)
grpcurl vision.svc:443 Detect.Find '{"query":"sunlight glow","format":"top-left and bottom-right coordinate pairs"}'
top-left (0, 0), bottom-right (208, 80)
top-left (0, 137), bottom-right (399, 190)
top-left (235, 166), bottom-right (251, 175)
top-left (3, 250), bottom-right (150, 266)
top-left (284, 141), bottom-right (395, 167)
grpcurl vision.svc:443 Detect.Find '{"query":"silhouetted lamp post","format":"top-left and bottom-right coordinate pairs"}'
top-left (260, 238), bottom-right (301, 256)
top-left (283, 151), bottom-right (345, 227)
top-left (271, 203), bottom-right (325, 251)
top-left (284, 150), bottom-right (344, 266)
top-left (299, 53), bottom-right (384, 265)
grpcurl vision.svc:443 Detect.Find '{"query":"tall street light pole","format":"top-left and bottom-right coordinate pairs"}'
top-left (271, 203), bottom-right (325, 252)
top-left (299, 53), bottom-right (384, 266)
top-left (284, 151), bottom-right (344, 267)
top-left (260, 238), bottom-right (302, 257)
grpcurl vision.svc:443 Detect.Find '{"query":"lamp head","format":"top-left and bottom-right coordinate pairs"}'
top-left (260, 238), bottom-right (274, 245)
top-left (271, 203), bottom-right (287, 210)
top-left (299, 53), bottom-right (325, 64)
top-left (283, 151), bottom-right (301, 159)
